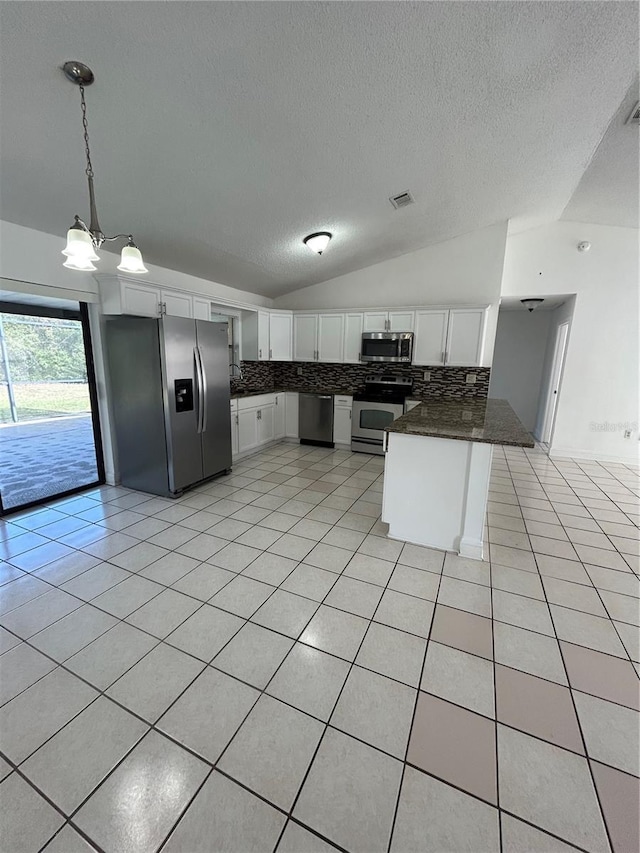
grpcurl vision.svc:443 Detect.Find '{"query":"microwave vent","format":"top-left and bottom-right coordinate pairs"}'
top-left (389, 191), bottom-right (414, 209)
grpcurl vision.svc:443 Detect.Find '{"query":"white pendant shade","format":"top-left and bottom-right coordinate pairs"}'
top-left (62, 227), bottom-right (99, 261)
top-left (63, 255), bottom-right (97, 271)
top-left (117, 244), bottom-right (148, 274)
top-left (303, 232), bottom-right (332, 254)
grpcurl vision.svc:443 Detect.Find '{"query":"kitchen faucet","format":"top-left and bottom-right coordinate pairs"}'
top-left (230, 362), bottom-right (243, 380)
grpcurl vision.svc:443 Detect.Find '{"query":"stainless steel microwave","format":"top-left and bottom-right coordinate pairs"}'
top-left (361, 332), bottom-right (414, 363)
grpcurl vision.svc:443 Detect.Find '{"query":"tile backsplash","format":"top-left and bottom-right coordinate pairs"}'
top-left (231, 360), bottom-right (490, 399)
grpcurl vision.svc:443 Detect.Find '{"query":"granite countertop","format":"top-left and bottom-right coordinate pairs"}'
top-left (384, 398), bottom-right (534, 448)
top-left (231, 387), bottom-right (356, 399)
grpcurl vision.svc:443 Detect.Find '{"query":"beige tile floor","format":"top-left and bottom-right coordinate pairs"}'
top-left (0, 441), bottom-right (638, 852)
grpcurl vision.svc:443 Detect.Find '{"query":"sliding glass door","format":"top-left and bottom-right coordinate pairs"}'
top-left (0, 301), bottom-right (104, 513)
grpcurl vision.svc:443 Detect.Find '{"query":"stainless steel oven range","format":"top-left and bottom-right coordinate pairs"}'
top-left (351, 374), bottom-right (413, 455)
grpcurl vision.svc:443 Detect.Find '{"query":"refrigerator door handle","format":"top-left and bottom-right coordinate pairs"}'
top-left (194, 346), bottom-right (204, 434)
top-left (198, 345), bottom-right (208, 433)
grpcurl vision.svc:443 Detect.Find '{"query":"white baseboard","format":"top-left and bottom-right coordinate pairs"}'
top-left (550, 446), bottom-right (639, 465)
top-left (459, 537), bottom-right (485, 561)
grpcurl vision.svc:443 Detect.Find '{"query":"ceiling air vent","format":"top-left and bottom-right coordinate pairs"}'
top-left (625, 102), bottom-right (640, 124)
top-left (389, 191), bottom-right (414, 210)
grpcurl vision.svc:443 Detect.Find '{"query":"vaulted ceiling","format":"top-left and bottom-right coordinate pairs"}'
top-left (0, 2), bottom-right (637, 297)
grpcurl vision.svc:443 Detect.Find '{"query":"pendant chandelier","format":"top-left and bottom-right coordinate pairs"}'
top-left (61, 61), bottom-right (147, 274)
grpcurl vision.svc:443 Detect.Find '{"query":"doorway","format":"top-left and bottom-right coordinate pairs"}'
top-left (540, 321), bottom-right (570, 446)
top-left (0, 300), bottom-right (104, 513)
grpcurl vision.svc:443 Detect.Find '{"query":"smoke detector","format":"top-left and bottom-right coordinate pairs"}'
top-left (389, 191), bottom-right (414, 210)
top-left (625, 102), bottom-right (640, 124)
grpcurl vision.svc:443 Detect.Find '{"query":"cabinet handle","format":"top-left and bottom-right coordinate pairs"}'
top-left (441, 351), bottom-right (445, 364)
top-left (269, 349), bottom-right (272, 359)
top-left (235, 414), bottom-right (238, 424)
top-left (349, 410), bottom-right (352, 420)
top-left (259, 348), bottom-right (262, 359)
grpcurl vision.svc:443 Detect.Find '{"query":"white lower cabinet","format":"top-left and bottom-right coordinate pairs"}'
top-left (257, 404), bottom-right (275, 445)
top-left (333, 395), bottom-right (353, 445)
top-left (285, 393), bottom-right (299, 438)
top-left (230, 401), bottom-right (239, 456)
top-left (274, 393), bottom-right (286, 439)
top-left (237, 408), bottom-right (259, 454)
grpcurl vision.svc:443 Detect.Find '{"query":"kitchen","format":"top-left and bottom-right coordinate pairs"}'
top-left (100, 276), bottom-right (531, 564)
top-left (0, 3), bottom-right (637, 852)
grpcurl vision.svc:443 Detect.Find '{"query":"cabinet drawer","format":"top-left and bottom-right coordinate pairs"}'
top-left (237, 393), bottom-right (276, 411)
top-left (334, 395), bottom-right (353, 406)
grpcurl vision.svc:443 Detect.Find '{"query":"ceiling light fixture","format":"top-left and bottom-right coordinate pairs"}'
top-left (303, 232), bottom-right (332, 255)
top-left (521, 298), bottom-right (545, 312)
top-left (61, 61), bottom-right (147, 274)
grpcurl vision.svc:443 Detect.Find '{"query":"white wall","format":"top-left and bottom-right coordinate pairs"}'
top-left (276, 223), bottom-right (509, 365)
top-left (0, 220), bottom-right (273, 309)
top-left (502, 221), bottom-right (639, 463)
top-left (489, 309), bottom-right (552, 432)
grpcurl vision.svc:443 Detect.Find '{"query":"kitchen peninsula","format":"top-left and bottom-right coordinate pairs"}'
top-left (382, 398), bottom-right (534, 560)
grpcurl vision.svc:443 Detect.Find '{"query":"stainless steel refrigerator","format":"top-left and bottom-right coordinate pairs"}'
top-left (105, 315), bottom-right (232, 497)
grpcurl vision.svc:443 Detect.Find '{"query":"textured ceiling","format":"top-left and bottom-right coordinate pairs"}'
top-left (0, 2), bottom-right (637, 297)
top-left (561, 78), bottom-right (639, 229)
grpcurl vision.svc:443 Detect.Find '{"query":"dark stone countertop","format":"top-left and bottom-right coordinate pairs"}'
top-left (230, 387), bottom-right (356, 399)
top-left (384, 398), bottom-right (534, 448)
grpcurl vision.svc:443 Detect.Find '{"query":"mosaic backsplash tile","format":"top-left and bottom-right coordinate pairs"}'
top-left (231, 360), bottom-right (490, 399)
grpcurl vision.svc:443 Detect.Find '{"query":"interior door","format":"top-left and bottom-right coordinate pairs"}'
top-left (159, 316), bottom-right (203, 492)
top-left (196, 320), bottom-right (232, 478)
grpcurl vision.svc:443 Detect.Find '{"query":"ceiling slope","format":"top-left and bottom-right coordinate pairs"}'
top-left (0, 1), bottom-right (637, 296)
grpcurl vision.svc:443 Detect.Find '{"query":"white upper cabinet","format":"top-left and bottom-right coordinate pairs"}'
top-left (445, 308), bottom-right (486, 366)
top-left (388, 311), bottom-right (415, 332)
top-left (363, 312), bottom-right (388, 332)
top-left (413, 310), bottom-right (450, 365)
top-left (317, 314), bottom-right (344, 363)
top-left (293, 314), bottom-right (318, 361)
top-left (269, 313), bottom-right (293, 361)
top-left (161, 289), bottom-right (192, 319)
top-left (119, 282), bottom-right (159, 317)
top-left (193, 298), bottom-right (211, 321)
top-left (363, 311), bottom-right (414, 332)
top-left (413, 308), bottom-right (486, 366)
top-left (343, 313), bottom-right (363, 363)
top-left (257, 311), bottom-right (270, 361)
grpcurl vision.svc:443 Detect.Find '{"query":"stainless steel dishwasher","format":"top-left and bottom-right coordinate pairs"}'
top-left (299, 393), bottom-right (334, 447)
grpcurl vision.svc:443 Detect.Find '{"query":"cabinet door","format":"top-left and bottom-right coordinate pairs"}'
top-left (317, 314), bottom-right (344, 363)
top-left (293, 314), bottom-right (318, 361)
top-left (257, 405), bottom-right (275, 445)
top-left (161, 289), bottom-right (193, 319)
top-left (363, 312), bottom-right (388, 332)
top-left (237, 409), bottom-right (259, 453)
top-left (413, 310), bottom-right (449, 365)
top-left (257, 311), bottom-right (270, 361)
top-left (274, 394), bottom-right (286, 439)
top-left (333, 406), bottom-right (352, 445)
top-left (388, 311), bottom-right (414, 332)
top-left (269, 314), bottom-right (293, 361)
top-left (446, 309), bottom-right (486, 366)
top-left (285, 393), bottom-right (299, 438)
top-left (193, 298), bottom-right (211, 321)
top-left (343, 313), bottom-right (363, 363)
top-left (231, 409), bottom-right (239, 456)
top-left (121, 282), bottom-right (160, 317)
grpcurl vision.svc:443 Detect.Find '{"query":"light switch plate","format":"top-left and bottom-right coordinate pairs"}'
top-left (297, 366), bottom-right (303, 376)
top-left (423, 371), bottom-right (431, 381)
top-left (466, 374), bottom-right (477, 384)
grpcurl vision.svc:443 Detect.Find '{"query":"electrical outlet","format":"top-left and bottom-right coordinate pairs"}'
top-left (624, 429), bottom-right (632, 439)
top-left (423, 371), bottom-right (431, 381)
top-left (296, 366), bottom-right (303, 376)
top-left (466, 374), bottom-right (477, 384)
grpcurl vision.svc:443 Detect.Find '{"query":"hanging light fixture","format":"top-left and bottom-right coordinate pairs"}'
top-left (303, 232), bottom-right (332, 255)
top-left (61, 61), bottom-right (147, 274)
top-left (521, 298), bottom-right (545, 312)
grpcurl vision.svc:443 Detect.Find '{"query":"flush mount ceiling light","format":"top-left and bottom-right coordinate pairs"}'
top-left (61, 61), bottom-right (147, 274)
top-left (521, 298), bottom-right (545, 312)
top-left (303, 232), bottom-right (332, 255)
